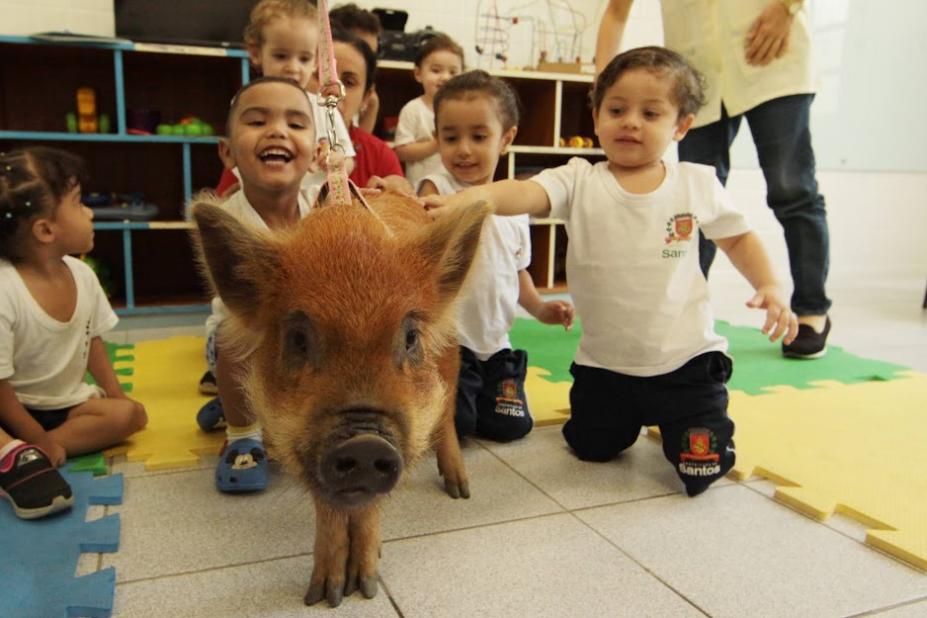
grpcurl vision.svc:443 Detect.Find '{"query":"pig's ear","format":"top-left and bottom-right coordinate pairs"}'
top-left (191, 198), bottom-right (279, 324)
top-left (418, 200), bottom-right (493, 302)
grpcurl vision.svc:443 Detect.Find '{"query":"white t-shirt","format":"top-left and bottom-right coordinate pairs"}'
top-left (0, 256), bottom-right (118, 410)
top-left (532, 158), bottom-right (750, 377)
top-left (418, 170), bottom-right (531, 360)
top-left (205, 189), bottom-right (314, 335)
top-left (395, 96), bottom-right (445, 187)
top-left (660, 0), bottom-right (814, 128)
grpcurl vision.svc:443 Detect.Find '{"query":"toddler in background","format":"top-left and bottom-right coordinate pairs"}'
top-left (424, 48), bottom-right (797, 495)
top-left (0, 147), bottom-right (147, 518)
top-left (419, 70), bottom-right (574, 442)
top-left (394, 33), bottom-right (464, 188)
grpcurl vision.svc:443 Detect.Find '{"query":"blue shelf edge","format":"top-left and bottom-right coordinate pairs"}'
top-left (115, 303), bottom-right (210, 316)
top-left (0, 131), bottom-right (222, 144)
top-left (0, 34), bottom-right (249, 58)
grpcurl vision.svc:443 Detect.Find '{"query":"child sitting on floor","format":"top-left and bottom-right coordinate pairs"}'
top-left (418, 70), bottom-right (574, 441)
top-left (198, 77), bottom-right (318, 492)
top-left (424, 47), bottom-right (798, 496)
top-left (0, 147), bottom-right (147, 518)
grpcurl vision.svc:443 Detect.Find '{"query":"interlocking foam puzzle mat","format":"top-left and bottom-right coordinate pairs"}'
top-left (726, 374), bottom-right (927, 571)
top-left (0, 470), bottom-right (123, 618)
top-left (104, 336), bottom-right (224, 470)
top-left (99, 322), bottom-right (926, 570)
top-left (512, 317), bottom-right (927, 571)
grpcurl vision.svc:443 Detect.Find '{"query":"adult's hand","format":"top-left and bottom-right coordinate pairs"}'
top-left (745, 1), bottom-right (795, 66)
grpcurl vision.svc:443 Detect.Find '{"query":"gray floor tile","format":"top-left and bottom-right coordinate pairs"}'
top-left (379, 442), bottom-right (563, 539)
top-left (109, 453), bottom-right (217, 479)
top-left (381, 513), bottom-right (704, 618)
top-left (114, 555), bottom-right (398, 617)
top-left (102, 467), bottom-right (316, 583)
top-left (479, 425), bottom-right (732, 510)
top-left (863, 598), bottom-right (927, 617)
top-left (576, 485), bottom-right (927, 618)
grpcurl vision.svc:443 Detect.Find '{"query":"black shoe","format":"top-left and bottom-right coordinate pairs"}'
top-left (198, 370), bottom-right (218, 396)
top-left (0, 444), bottom-right (74, 519)
top-left (782, 316), bottom-right (831, 359)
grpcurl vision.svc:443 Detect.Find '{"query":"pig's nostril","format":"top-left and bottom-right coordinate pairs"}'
top-left (334, 458), bottom-right (356, 474)
top-left (374, 459), bottom-right (397, 475)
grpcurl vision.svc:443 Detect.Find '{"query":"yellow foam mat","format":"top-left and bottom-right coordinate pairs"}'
top-left (526, 366), bottom-right (571, 426)
top-left (723, 371), bottom-right (927, 571)
top-left (105, 336), bottom-right (224, 470)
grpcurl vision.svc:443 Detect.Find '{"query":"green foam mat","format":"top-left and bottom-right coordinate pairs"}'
top-left (509, 318), bottom-right (909, 394)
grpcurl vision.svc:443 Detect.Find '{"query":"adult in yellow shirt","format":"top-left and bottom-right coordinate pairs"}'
top-left (596, 0), bottom-right (831, 358)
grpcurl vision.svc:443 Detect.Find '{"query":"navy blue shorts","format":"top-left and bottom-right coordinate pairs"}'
top-left (562, 352), bottom-right (735, 496)
top-left (455, 347), bottom-right (532, 442)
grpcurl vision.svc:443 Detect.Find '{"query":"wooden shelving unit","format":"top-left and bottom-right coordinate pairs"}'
top-left (0, 35), bottom-right (248, 315)
top-left (0, 40), bottom-right (603, 310)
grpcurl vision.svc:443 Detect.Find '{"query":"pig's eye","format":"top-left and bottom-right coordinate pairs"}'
top-left (282, 310), bottom-right (318, 372)
top-left (405, 328), bottom-right (419, 351)
top-left (399, 315), bottom-right (424, 366)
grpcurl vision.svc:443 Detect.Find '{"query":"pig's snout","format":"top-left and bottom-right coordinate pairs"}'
top-left (322, 434), bottom-right (403, 506)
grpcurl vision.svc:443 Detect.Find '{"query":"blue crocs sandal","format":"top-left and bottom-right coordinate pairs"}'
top-left (196, 397), bottom-right (226, 432)
top-left (216, 438), bottom-right (268, 493)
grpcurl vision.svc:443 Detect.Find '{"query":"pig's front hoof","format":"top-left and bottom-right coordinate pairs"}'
top-left (344, 573), bottom-right (379, 599)
top-left (443, 476), bottom-right (471, 499)
top-left (304, 577), bottom-right (344, 608)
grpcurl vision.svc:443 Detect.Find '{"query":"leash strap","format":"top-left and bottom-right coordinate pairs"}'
top-left (316, 0), bottom-right (352, 207)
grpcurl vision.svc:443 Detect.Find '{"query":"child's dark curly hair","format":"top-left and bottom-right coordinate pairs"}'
top-left (434, 70), bottom-right (521, 132)
top-left (0, 147), bottom-right (87, 262)
top-left (593, 46), bottom-right (706, 119)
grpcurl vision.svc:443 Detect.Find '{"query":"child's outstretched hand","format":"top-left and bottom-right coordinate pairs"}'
top-left (747, 285), bottom-right (798, 344)
top-left (535, 300), bottom-right (575, 331)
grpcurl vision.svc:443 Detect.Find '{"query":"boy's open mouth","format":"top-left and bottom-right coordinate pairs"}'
top-left (258, 147), bottom-right (294, 164)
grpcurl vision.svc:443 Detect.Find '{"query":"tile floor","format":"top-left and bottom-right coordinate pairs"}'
top-left (85, 169), bottom-right (926, 616)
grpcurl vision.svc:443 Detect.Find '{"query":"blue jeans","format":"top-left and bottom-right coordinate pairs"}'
top-left (678, 94), bottom-right (832, 316)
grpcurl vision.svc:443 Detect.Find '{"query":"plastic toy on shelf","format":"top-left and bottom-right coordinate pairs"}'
top-left (155, 116), bottom-right (214, 137)
top-left (82, 192), bottom-right (159, 221)
top-left (65, 87), bottom-right (110, 133)
top-left (559, 135), bottom-right (594, 149)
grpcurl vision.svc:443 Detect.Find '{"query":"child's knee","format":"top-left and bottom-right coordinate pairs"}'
top-left (112, 400), bottom-right (147, 436)
top-left (476, 413), bottom-right (532, 442)
top-left (562, 421), bottom-right (637, 462)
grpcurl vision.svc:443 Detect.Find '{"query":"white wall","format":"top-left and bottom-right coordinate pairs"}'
top-left (0, 0), bottom-right (114, 37)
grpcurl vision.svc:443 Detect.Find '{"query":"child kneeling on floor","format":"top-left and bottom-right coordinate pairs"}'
top-left (418, 70), bottom-right (574, 441)
top-left (424, 47), bottom-right (798, 496)
top-left (0, 147), bottom-right (147, 519)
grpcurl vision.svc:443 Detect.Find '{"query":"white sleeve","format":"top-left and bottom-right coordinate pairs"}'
top-left (529, 158), bottom-right (584, 221)
top-left (393, 101), bottom-right (420, 147)
top-left (517, 216), bottom-right (532, 271)
top-left (0, 293), bottom-right (14, 381)
top-left (700, 176), bottom-right (751, 240)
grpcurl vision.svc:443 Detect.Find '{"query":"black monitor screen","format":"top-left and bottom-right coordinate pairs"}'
top-left (115, 0), bottom-right (257, 48)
